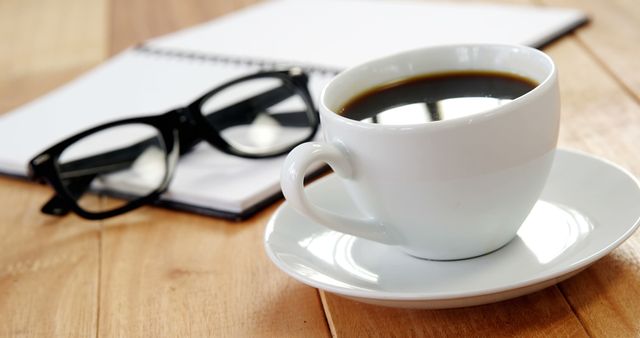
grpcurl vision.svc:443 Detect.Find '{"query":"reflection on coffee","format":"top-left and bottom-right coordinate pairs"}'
top-left (338, 71), bottom-right (538, 125)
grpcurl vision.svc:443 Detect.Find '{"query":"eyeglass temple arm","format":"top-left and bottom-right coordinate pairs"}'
top-left (41, 173), bottom-right (97, 215)
top-left (40, 138), bottom-right (159, 215)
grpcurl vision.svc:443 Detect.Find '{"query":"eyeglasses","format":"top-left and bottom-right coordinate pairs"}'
top-left (28, 68), bottom-right (318, 220)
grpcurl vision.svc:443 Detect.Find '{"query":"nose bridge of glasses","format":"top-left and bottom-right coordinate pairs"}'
top-left (40, 173), bottom-right (98, 216)
top-left (171, 107), bottom-right (206, 155)
top-left (289, 69), bottom-right (310, 90)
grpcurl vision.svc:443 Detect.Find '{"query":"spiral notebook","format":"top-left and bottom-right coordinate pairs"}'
top-left (0, 0), bottom-right (587, 220)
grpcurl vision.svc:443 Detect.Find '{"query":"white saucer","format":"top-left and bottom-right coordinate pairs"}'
top-left (264, 149), bottom-right (640, 309)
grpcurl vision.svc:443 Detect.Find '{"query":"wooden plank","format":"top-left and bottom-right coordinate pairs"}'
top-left (545, 38), bottom-right (640, 175)
top-left (0, 178), bottom-right (100, 337)
top-left (0, 0), bottom-right (107, 336)
top-left (0, 0), bottom-right (107, 113)
top-left (97, 203), bottom-right (330, 337)
top-left (543, 32), bottom-right (640, 338)
top-left (322, 288), bottom-right (588, 337)
top-left (108, 0), bottom-right (259, 54)
top-left (557, 249), bottom-right (640, 336)
top-left (538, 0), bottom-right (640, 100)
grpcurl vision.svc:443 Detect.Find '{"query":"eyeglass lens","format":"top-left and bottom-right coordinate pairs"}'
top-left (56, 123), bottom-right (169, 213)
top-left (200, 76), bottom-right (314, 155)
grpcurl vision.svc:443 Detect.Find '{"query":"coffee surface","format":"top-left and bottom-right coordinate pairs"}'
top-left (338, 71), bottom-right (538, 125)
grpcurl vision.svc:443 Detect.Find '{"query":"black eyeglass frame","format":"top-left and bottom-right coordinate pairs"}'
top-left (29, 68), bottom-right (319, 220)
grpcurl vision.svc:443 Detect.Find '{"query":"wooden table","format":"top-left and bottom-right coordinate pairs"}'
top-left (1, 0), bottom-right (639, 336)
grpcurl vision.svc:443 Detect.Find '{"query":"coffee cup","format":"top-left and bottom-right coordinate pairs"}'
top-left (281, 44), bottom-right (559, 260)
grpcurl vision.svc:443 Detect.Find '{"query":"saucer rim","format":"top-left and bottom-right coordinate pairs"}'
top-left (264, 148), bottom-right (640, 301)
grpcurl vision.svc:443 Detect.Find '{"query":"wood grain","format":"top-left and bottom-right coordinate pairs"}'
top-left (322, 288), bottom-right (587, 337)
top-left (0, 0), bottom-right (106, 336)
top-left (97, 202), bottom-right (330, 337)
top-left (0, 0), bottom-right (107, 113)
top-left (544, 35), bottom-right (640, 337)
top-left (1, 0), bottom-right (640, 336)
top-left (539, 0), bottom-right (640, 100)
top-left (547, 38), bottom-right (640, 175)
top-left (0, 178), bottom-right (100, 337)
top-left (94, 1), bottom-right (332, 336)
top-left (108, 0), bottom-right (258, 55)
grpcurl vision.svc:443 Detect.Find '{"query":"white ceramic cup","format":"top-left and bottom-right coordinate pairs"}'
top-left (281, 44), bottom-right (559, 260)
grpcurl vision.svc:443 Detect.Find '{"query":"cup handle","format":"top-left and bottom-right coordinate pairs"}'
top-left (281, 142), bottom-right (396, 245)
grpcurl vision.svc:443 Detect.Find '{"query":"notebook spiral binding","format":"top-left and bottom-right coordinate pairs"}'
top-left (135, 44), bottom-right (342, 77)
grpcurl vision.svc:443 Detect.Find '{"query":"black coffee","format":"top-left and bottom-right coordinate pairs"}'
top-left (338, 71), bottom-right (538, 125)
